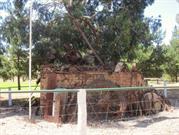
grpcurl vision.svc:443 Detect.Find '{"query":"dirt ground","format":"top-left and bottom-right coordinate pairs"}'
top-left (0, 88), bottom-right (179, 135)
top-left (0, 107), bottom-right (179, 135)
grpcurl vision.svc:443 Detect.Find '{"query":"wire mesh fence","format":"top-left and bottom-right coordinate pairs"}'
top-left (0, 86), bottom-right (179, 135)
top-left (0, 91), bottom-right (78, 135)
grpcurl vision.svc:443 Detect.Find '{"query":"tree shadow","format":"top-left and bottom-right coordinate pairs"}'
top-left (134, 116), bottom-right (179, 128)
top-left (0, 107), bottom-right (28, 117)
top-left (0, 97), bottom-right (40, 118)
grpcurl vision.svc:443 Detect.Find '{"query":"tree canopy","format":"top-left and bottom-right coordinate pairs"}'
top-left (0, 0), bottom-right (29, 89)
top-left (1, 0), bottom-right (177, 84)
top-left (32, 0), bottom-right (161, 67)
top-left (165, 26), bottom-right (179, 81)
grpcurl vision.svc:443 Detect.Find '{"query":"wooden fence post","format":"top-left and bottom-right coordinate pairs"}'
top-left (52, 92), bottom-right (55, 117)
top-left (77, 89), bottom-right (87, 135)
top-left (8, 88), bottom-right (12, 107)
top-left (52, 92), bottom-right (61, 118)
top-left (0, 89), bottom-right (1, 106)
top-left (164, 81), bottom-right (167, 98)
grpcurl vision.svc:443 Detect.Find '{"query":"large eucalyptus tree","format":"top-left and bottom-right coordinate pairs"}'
top-left (32, 0), bottom-right (161, 66)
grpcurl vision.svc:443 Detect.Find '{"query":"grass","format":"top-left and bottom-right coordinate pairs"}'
top-left (0, 80), bottom-right (39, 90)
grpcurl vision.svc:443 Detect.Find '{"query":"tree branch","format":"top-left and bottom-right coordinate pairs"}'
top-left (65, 5), bottom-right (104, 65)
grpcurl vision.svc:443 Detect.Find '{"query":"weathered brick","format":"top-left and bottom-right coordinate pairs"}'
top-left (40, 66), bottom-right (144, 122)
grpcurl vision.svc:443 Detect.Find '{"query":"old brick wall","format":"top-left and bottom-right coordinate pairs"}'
top-left (41, 71), bottom-right (144, 89)
top-left (40, 65), bottom-right (144, 122)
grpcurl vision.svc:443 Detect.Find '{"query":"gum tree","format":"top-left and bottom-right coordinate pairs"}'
top-left (0, 0), bottom-right (29, 89)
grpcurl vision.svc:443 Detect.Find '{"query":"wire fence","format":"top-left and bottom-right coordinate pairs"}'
top-left (0, 85), bottom-right (40, 90)
top-left (0, 91), bottom-right (78, 135)
top-left (0, 85), bottom-right (179, 135)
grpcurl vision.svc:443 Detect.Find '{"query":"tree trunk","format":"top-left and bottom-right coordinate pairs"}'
top-left (176, 74), bottom-right (178, 82)
top-left (65, 6), bottom-right (104, 66)
top-left (17, 74), bottom-right (21, 90)
top-left (17, 55), bottom-right (21, 90)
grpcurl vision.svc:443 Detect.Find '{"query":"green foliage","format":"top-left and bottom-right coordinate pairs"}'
top-left (164, 26), bottom-right (179, 81)
top-left (0, 0), bottom-right (29, 88)
top-left (85, 0), bottom-right (159, 63)
top-left (135, 44), bottom-right (167, 77)
top-left (0, 55), bottom-right (16, 80)
top-left (0, 0), bottom-right (167, 81)
top-left (32, 0), bottom-right (161, 67)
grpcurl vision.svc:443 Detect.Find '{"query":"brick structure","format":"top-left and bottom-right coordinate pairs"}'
top-left (40, 65), bottom-right (144, 122)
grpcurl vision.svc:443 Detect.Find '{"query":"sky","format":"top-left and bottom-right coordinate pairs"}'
top-left (144, 0), bottom-right (179, 44)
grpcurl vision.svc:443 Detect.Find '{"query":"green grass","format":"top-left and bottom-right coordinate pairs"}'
top-left (0, 81), bottom-right (39, 90)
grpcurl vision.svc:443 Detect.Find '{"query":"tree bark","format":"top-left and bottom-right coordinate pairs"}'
top-left (176, 74), bottom-right (178, 82)
top-left (17, 54), bottom-right (21, 90)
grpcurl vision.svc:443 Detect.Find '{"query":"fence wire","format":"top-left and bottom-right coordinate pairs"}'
top-left (0, 87), bottom-right (179, 135)
top-left (0, 92), bottom-right (78, 135)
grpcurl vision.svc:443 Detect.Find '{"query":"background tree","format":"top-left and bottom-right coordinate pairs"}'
top-left (0, 0), bottom-right (11, 68)
top-left (165, 26), bottom-right (179, 82)
top-left (0, 55), bottom-right (16, 81)
top-left (0, 0), bottom-right (167, 83)
top-left (0, 0), bottom-right (29, 89)
top-left (135, 44), bottom-right (167, 77)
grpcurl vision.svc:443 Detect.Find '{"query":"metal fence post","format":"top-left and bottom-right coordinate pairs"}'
top-left (164, 80), bottom-right (167, 98)
top-left (8, 88), bottom-right (12, 107)
top-left (78, 89), bottom-right (87, 135)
